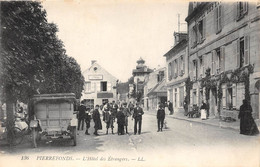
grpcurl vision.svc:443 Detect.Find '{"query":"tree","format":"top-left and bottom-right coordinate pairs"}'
top-left (0, 1), bottom-right (84, 131)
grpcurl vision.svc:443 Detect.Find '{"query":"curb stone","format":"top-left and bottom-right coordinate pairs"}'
top-left (145, 111), bottom-right (239, 131)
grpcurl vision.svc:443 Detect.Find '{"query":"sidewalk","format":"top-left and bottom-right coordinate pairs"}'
top-left (145, 110), bottom-right (260, 132)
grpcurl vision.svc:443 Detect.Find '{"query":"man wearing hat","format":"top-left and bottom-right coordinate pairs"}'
top-left (77, 101), bottom-right (86, 131)
top-left (157, 103), bottom-right (165, 132)
top-left (133, 102), bottom-right (144, 135)
top-left (122, 102), bottom-right (131, 134)
top-left (92, 105), bottom-right (102, 136)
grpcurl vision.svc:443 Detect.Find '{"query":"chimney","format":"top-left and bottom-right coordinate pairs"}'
top-left (91, 60), bottom-right (97, 65)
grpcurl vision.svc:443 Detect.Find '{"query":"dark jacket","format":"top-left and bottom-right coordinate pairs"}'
top-left (157, 108), bottom-right (165, 119)
top-left (168, 102), bottom-right (173, 111)
top-left (200, 103), bottom-right (207, 110)
top-left (116, 111), bottom-right (125, 125)
top-left (92, 109), bottom-right (102, 130)
top-left (78, 105), bottom-right (86, 119)
top-left (133, 107), bottom-right (144, 120)
top-left (111, 104), bottom-right (118, 118)
top-left (103, 110), bottom-right (112, 123)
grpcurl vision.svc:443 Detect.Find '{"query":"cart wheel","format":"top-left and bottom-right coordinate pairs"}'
top-left (32, 128), bottom-right (38, 148)
top-left (7, 127), bottom-right (24, 146)
top-left (72, 127), bottom-right (77, 146)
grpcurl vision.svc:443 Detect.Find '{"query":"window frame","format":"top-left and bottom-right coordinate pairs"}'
top-left (100, 81), bottom-right (107, 92)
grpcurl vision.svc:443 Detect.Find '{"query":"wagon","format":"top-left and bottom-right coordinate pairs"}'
top-left (29, 93), bottom-right (77, 148)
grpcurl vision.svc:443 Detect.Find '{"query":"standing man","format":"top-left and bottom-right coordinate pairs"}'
top-left (122, 103), bottom-right (131, 134)
top-left (111, 101), bottom-right (118, 117)
top-left (103, 103), bottom-right (114, 134)
top-left (133, 102), bottom-right (144, 135)
top-left (168, 101), bottom-right (173, 115)
top-left (116, 107), bottom-right (125, 135)
top-left (92, 105), bottom-right (102, 136)
top-left (84, 108), bottom-right (91, 135)
top-left (157, 103), bottom-right (165, 132)
top-left (111, 101), bottom-right (118, 133)
top-left (77, 101), bottom-right (86, 131)
top-left (128, 102), bottom-right (134, 114)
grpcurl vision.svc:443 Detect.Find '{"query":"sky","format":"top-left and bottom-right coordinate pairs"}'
top-left (42, 0), bottom-right (188, 82)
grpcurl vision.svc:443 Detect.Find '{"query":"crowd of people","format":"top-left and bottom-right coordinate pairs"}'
top-left (76, 98), bottom-right (259, 137)
top-left (76, 100), bottom-right (144, 136)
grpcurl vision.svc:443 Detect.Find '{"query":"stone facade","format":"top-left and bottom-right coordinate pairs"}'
top-left (186, 2), bottom-right (260, 119)
top-left (164, 32), bottom-right (188, 114)
top-left (81, 61), bottom-right (117, 108)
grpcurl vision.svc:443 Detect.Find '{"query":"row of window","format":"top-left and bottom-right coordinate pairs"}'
top-left (188, 35), bottom-right (250, 81)
top-left (190, 2), bottom-right (249, 48)
top-left (84, 81), bottom-right (112, 93)
top-left (190, 83), bottom-right (244, 111)
top-left (168, 56), bottom-right (185, 81)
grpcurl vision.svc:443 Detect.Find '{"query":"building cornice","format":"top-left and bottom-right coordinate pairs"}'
top-left (166, 77), bottom-right (188, 87)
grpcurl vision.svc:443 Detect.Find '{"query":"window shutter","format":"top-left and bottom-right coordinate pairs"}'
top-left (244, 35), bottom-right (250, 65)
top-left (244, 2), bottom-right (248, 14)
top-left (216, 52), bottom-right (219, 74)
top-left (211, 51), bottom-right (216, 75)
top-left (197, 22), bottom-right (201, 43)
top-left (232, 84), bottom-right (236, 109)
top-left (176, 58), bottom-right (179, 76)
top-left (236, 39), bottom-right (240, 68)
top-left (91, 82), bottom-right (95, 92)
top-left (234, 2), bottom-right (239, 21)
top-left (221, 5), bottom-right (224, 30)
top-left (220, 46), bottom-right (225, 72)
top-left (183, 56), bottom-right (185, 74)
top-left (222, 85), bottom-right (226, 108)
top-left (203, 17), bottom-right (206, 39)
top-left (193, 61), bottom-right (196, 80)
top-left (96, 82), bottom-right (101, 92)
top-left (189, 61), bottom-right (193, 81)
top-left (168, 63), bottom-right (171, 79)
top-left (214, 7), bottom-right (218, 33)
top-left (217, 6), bottom-right (221, 31)
top-left (171, 63), bottom-right (173, 78)
top-left (84, 84), bottom-right (87, 93)
top-left (107, 82), bottom-right (111, 92)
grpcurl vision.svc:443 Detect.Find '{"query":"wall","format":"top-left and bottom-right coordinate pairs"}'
top-left (82, 62), bottom-right (117, 106)
top-left (187, 2), bottom-right (260, 118)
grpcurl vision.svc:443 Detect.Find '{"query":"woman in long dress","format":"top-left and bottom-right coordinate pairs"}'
top-left (238, 99), bottom-right (259, 135)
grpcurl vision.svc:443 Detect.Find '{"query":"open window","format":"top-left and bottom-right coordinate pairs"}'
top-left (236, 2), bottom-right (248, 21)
top-left (198, 18), bottom-right (206, 43)
top-left (236, 36), bottom-right (249, 68)
top-left (101, 81), bottom-right (107, 91)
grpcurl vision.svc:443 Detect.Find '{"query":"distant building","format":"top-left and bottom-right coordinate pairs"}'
top-left (164, 32), bottom-right (188, 113)
top-left (143, 67), bottom-right (167, 112)
top-left (132, 58), bottom-right (153, 103)
top-left (82, 60), bottom-right (117, 108)
top-left (116, 82), bottom-right (130, 103)
top-left (185, 2), bottom-right (260, 119)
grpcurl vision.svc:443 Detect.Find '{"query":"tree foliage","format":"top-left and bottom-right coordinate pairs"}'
top-left (0, 1), bottom-right (84, 105)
